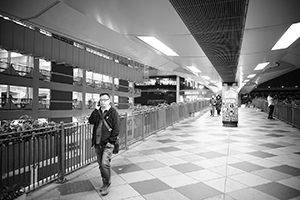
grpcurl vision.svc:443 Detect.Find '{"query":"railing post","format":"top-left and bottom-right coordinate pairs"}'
top-left (142, 113), bottom-right (146, 141)
top-left (125, 115), bottom-right (129, 150)
top-left (57, 122), bottom-right (66, 183)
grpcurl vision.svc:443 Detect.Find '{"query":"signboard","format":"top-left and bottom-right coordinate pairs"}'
top-left (222, 83), bottom-right (238, 127)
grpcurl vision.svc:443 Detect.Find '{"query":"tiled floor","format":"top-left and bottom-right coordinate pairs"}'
top-left (26, 107), bottom-right (300, 200)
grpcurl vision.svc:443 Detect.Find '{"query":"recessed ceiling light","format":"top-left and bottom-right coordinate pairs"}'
top-left (137, 36), bottom-right (179, 56)
top-left (187, 66), bottom-right (201, 73)
top-left (254, 62), bottom-right (269, 70)
top-left (272, 22), bottom-right (300, 50)
top-left (247, 74), bottom-right (256, 78)
top-left (202, 76), bottom-right (210, 80)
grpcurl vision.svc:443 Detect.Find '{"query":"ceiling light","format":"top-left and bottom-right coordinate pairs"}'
top-left (272, 22), bottom-right (300, 50)
top-left (254, 62), bottom-right (269, 70)
top-left (187, 66), bottom-right (201, 73)
top-left (202, 76), bottom-right (210, 80)
top-left (247, 74), bottom-right (256, 79)
top-left (244, 80), bottom-right (249, 82)
top-left (247, 74), bottom-right (256, 78)
top-left (137, 36), bottom-right (179, 56)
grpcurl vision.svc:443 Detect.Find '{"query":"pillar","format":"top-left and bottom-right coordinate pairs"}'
top-left (32, 58), bottom-right (40, 120)
top-left (176, 76), bottom-right (180, 103)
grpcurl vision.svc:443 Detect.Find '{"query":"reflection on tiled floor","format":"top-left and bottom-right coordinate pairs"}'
top-left (27, 107), bottom-right (300, 200)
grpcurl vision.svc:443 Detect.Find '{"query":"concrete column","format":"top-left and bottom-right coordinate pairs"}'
top-left (32, 58), bottom-right (40, 120)
top-left (82, 70), bottom-right (86, 112)
top-left (176, 76), bottom-right (180, 103)
top-left (111, 78), bottom-right (115, 104)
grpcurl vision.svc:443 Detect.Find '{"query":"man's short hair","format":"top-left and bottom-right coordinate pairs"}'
top-left (100, 93), bottom-right (110, 98)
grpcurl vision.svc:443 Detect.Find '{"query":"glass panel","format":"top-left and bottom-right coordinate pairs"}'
top-left (0, 48), bottom-right (9, 73)
top-left (9, 85), bottom-right (33, 109)
top-left (39, 59), bottom-right (51, 81)
top-left (0, 84), bottom-right (8, 108)
top-left (94, 73), bottom-right (101, 87)
top-left (39, 88), bottom-right (50, 109)
top-left (86, 93), bottom-right (95, 109)
top-left (86, 71), bottom-right (94, 86)
top-left (103, 75), bottom-right (112, 83)
top-left (73, 91), bottom-right (82, 109)
top-left (73, 68), bottom-right (83, 85)
top-left (10, 52), bottom-right (33, 76)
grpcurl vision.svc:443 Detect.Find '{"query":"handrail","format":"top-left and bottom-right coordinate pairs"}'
top-left (0, 100), bottom-right (210, 194)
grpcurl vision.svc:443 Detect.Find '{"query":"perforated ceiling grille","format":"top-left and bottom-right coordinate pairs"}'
top-left (169, 0), bottom-right (249, 82)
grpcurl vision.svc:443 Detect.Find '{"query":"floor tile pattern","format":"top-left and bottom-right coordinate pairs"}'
top-left (27, 107), bottom-right (300, 200)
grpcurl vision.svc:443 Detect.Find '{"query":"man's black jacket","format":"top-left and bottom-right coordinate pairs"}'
top-left (88, 107), bottom-right (120, 147)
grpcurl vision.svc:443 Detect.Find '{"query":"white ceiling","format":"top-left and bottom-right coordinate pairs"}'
top-left (1, 0), bottom-right (300, 93)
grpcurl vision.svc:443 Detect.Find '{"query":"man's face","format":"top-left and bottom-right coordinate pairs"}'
top-left (99, 94), bottom-right (111, 108)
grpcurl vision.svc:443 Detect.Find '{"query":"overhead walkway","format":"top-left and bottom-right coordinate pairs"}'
top-left (26, 107), bottom-right (300, 200)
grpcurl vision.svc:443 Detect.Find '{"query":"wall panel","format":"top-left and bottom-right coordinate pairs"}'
top-left (34, 31), bottom-right (44, 58)
top-left (84, 51), bottom-right (90, 70)
top-left (66, 43), bottom-right (73, 65)
top-left (1, 19), bottom-right (13, 50)
top-left (43, 35), bottom-right (52, 59)
top-left (107, 60), bottom-right (113, 75)
top-left (24, 28), bottom-right (34, 54)
top-left (89, 53), bottom-right (95, 71)
top-left (97, 56), bottom-right (104, 74)
top-left (59, 40), bottom-right (67, 63)
top-left (51, 38), bottom-right (60, 61)
top-left (94, 55), bottom-right (99, 72)
top-left (72, 47), bottom-right (79, 67)
top-left (13, 24), bottom-right (25, 52)
top-left (79, 48), bottom-right (85, 68)
top-left (103, 58), bottom-right (109, 75)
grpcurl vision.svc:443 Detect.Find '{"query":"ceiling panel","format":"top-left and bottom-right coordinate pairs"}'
top-left (1, 0), bottom-right (300, 94)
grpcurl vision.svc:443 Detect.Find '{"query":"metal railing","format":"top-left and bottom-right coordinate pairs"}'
top-left (0, 100), bottom-right (209, 194)
top-left (251, 98), bottom-right (300, 129)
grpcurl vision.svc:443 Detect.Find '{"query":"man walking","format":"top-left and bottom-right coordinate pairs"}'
top-left (88, 93), bottom-right (120, 196)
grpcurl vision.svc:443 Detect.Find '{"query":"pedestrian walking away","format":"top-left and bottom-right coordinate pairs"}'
top-left (267, 93), bottom-right (275, 119)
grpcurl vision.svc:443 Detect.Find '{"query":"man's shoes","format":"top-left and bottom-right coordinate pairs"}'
top-left (100, 182), bottom-right (111, 192)
top-left (100, 185), bottom-right (110, 196)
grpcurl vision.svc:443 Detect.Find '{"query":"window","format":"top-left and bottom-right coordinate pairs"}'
top-left (0, 48), bottom-right (9, 73)
top-left (39, 59), bottom-right (51, 81)
top-left (39, 88), bottom-right (50, 109)
top-left (10, 52), bottom-right (33, 77)
top-left (73, 68), bottom-right (83, 85)
top-left (73, 91), bottom-right (82, 109)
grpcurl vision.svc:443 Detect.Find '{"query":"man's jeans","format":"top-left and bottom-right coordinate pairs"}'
top-left (95, 143), bottom-right (114, 186)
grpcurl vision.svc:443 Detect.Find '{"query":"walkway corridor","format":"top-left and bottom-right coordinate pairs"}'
top-left (27, 107), bottom-right (300, 200)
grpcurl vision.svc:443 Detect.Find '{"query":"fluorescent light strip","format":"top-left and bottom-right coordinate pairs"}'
top-left (138, 36), bottom-right (179, 56)
top-left (202, 76), bottom-right (210, 80)
top-left (254, 62), bottom-right (269, 70)
top-left (272, 22), bottom-right (300, 50)
top-left (187, 66), bottom-right (201, 73)
top-left (244, 79), bottom-right (250, 82)
top-left (247, 74), bottom-right (256, 78)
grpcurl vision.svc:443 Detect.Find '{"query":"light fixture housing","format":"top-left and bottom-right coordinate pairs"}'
top-left (272, 22), bottom-right (300, 50)
top-left (137, 36), bottom-right (179, 56)
top-left (254, 62), bottom-right (269, 70)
